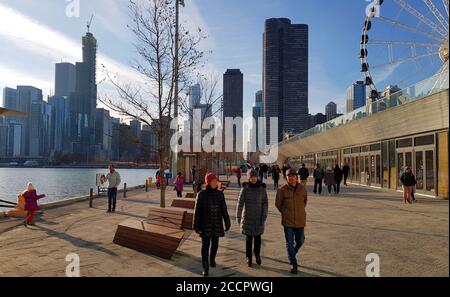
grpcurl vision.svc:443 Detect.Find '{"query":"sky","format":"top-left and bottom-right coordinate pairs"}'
top-left (0, 0), bottom-right (447, 118)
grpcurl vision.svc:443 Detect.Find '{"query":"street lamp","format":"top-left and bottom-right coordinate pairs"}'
top-left (172, 0), bottom-right (185, 176)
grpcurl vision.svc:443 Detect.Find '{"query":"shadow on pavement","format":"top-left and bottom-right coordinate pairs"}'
top-left (33, 224), bottom-right (118, 257)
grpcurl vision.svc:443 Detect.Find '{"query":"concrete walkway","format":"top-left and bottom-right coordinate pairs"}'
top-left (0, 177), bottom-right (448, 277)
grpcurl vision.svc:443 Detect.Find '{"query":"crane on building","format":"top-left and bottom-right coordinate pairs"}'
top-left (87, 14), bottom-right (94, 33)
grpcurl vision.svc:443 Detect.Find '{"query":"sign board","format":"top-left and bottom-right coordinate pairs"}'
top-left (96, 174), bottom-right (108, 191)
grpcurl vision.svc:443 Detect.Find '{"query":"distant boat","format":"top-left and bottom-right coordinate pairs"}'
top-left (23, 161), bottom-right (39, 167)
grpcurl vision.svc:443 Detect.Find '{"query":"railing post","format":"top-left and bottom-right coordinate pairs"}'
top-left (89, 188), bottom-right (93, 208)
top-left (124, 183), bottom-right (127, 198)
top-left (145, 179), bottom-right (148, 192)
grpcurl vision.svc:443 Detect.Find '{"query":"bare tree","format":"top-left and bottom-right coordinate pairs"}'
top-left (99, 0), bottom-right (205, 207)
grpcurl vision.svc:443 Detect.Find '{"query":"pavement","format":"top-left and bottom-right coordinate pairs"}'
top-left (0, 177), bottom-right (448, 277)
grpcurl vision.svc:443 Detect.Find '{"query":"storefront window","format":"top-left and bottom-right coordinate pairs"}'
top-left (389, 140), bottom-right (396, 189)
top-left (382, 141), bottom-right (389, 188)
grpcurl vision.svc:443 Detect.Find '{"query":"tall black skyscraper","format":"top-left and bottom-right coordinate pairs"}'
top-left (223, 69), bottom-right (243, 153)
top-left (223, 69), bottom-right (244, 119)
top-left (69, 30), bottom-right (98, 157)
top-left (263, 18), bottom-right (308, 141)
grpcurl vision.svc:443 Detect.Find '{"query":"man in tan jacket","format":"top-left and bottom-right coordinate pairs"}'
top-left (275, 168), bottom-right (307, 274)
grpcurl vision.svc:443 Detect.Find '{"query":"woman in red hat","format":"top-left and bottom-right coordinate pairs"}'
top-left (194, 172), bottom-right (231, 277)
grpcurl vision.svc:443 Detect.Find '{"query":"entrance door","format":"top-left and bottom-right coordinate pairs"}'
top-left (414, 149), bottom-right (435, 194)
top-left (397, 151), bottom-right (412, 189)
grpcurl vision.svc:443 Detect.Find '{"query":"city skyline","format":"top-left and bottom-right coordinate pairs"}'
top-left (2, 0), bottom-right (442, 119)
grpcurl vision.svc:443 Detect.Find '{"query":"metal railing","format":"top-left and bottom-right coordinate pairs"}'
top-left (279, 70), bottom-right (449, 147)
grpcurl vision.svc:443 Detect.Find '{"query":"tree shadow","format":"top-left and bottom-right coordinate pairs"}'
top-left (33, 225), bottom-right (118, 257)
top-left (110, 210), bottom-right (147, 220)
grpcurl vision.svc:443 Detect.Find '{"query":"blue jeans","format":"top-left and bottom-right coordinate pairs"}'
top-left (283, 227), bottom-right (305, 265)
top-left (108, 187), bottom-right (117, 211)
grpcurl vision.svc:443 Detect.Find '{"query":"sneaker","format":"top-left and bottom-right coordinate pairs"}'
top-left (210, 259), bottom-right (216, 268)
top-left (290, 262), bottom-right (298, 274)
top-left (247, 257), bottom-right (253, 267)
top-left (107, 210), bottom-right (111, 213)
top-left (255, 255), bottom-right (262, 265)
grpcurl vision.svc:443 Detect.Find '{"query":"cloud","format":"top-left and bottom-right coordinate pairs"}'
top-left (0, 63), bottom-right (53, 92)
top-left (0, 3), bottom-right (143, 93)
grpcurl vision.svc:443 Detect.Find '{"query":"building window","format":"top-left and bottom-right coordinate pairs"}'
top-left (370, 143), bottom-right (381, 151)
top-left (414, 134), bottom-right (434, 146)
top-left (397, 138), bottom-right (412, 148)
top-left (351, 147), bottom-right (361, 154)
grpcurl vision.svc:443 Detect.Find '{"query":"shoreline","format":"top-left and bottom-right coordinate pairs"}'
top-left (0, 184), bottom-right (147, 233)
top-left (0, 165), bottom-right (158, 169)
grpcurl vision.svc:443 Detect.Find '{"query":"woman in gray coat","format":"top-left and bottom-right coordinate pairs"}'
top-left (236, 169), bottom-right (269, 267)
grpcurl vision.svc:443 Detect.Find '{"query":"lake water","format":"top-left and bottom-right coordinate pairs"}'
top-left (0, 168), bottom-right (157, 210)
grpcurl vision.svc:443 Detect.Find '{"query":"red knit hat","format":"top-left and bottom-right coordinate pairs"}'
top-left (205, 172), bottom-right (217, 185)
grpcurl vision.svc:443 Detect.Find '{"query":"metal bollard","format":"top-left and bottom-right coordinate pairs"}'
top-left (145, 179), bottom-right (148, 192)
top-left (89, 188), bottom-right (93, 208)
top-left (124, 183), bottom-right (127, 198)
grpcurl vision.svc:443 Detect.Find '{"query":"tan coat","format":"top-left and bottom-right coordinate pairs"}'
top-left (275, 183), bottom-right (307, 228)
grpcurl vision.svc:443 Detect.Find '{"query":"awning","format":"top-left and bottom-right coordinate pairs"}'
top-left (0, 107), bottom-right (27, 116)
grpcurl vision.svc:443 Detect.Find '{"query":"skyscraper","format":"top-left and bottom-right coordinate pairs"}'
top-left (69, 30), bottom-right (98, 157)
top-left (223, 69), bottom-right (243, 119)
top-left (130, 119), bottom-right (142, 159)
top-left (2, 87), bottom-right (17, 110)
top-left (29, 101), bottom-right (53, 157)
top-left (188, 83), bottom-right (201, 111)
top-left (325, 101), bottom-right (337, 121)
top-left (16, 86), bottom-right (43, 156)
top-left (346, 81), bottom-right (366, 113)
top-left (252, 90), bottom-right (263, 150)
top-left (223, 69), bottom-right (243, 153)
top-left (48, 96), bottom-right (70, 153)
top-left (263, 18), bottom-right (309, 141)
top-left (95, 108), bottom-right (112, 161)
top-left (55, 63), bottom-right (76, 97)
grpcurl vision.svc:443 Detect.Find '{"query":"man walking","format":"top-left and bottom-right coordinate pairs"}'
top-left (313, 163), bottom-right (324, 195)
top-left (275, 169), bottom-right (307, 274)
top-left (106, 164), bottom-right (121, 213)
top-left (342, 163), bottom-right (350, 186)
top-left (297, 164), bottom-right (309, 187)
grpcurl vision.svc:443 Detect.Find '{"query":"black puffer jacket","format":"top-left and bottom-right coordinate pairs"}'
top-left (400, 173), bottom-right (417, 187)
top-left (194, 186), bottom-right (231, 237)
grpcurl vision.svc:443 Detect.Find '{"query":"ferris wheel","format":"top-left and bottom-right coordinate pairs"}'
top-left (360, 0), bottom-right (449, 100)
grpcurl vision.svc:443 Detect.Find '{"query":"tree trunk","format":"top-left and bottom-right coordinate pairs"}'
top-left (159, 153), bottom-right (166, 208)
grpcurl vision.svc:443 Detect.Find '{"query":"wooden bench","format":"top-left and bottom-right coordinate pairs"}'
top-left (169, 207), bottom-right (194, 230)
top-left (171, 198), bottom-right (196, 210)
top-left (185, 192), bottom-right (195, 199)
top-left (220, 180), bottom-right (230, 187)
top-left (113, 207), bottom-right (188, 259)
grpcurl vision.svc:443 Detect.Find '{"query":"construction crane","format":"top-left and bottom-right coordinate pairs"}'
top-left (87, 14), bottom-right (94, 33)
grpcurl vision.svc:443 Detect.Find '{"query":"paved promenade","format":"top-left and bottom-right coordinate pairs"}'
top-left (0, 177), bottom-right (448, 277)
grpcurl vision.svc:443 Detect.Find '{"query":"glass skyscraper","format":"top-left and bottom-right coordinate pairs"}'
top-left (263, 18), bottom-right (309, 141)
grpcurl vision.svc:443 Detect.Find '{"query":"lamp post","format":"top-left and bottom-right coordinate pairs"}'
top-left (171, 0), bottom-right (184, 176)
